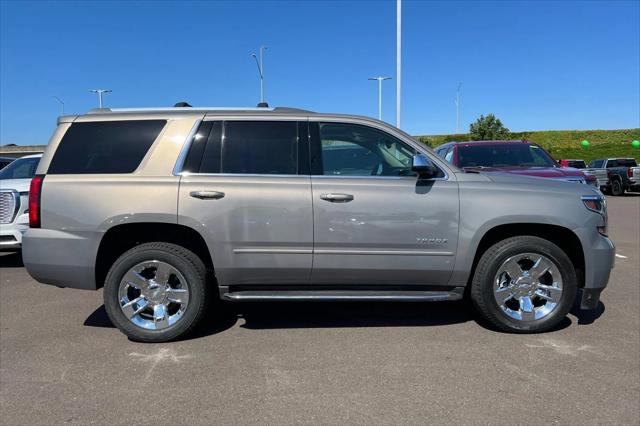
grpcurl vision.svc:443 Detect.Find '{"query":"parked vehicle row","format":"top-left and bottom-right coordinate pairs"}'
top-left (584, 158), bottom-right (640, 196)
top-left (20, 106), bottom-right (614, 342)
top-left (434, 140), bottom-right (599, 186)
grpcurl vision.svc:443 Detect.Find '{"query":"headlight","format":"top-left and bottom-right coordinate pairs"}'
top-left (582, 195), bottom-right (605, 214)
top-left (582, 194), bottom-right (608, 235)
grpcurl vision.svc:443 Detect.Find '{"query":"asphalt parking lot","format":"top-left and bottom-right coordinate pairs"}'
top-left (1, 195), bottom-right (638, 425)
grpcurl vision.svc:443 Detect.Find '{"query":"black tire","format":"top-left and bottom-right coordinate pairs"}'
top-left (611, 179), bottom-right (624, 196)
top-left (470, 236), bottom-right (577, 333)
top-left (103, 242), bottom-right (209, 343)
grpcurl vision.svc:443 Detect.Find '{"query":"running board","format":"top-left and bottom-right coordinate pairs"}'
top-left (221, 287), bottom-right (464, 302)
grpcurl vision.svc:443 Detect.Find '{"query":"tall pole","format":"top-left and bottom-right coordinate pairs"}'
top-left (252, 45), bottom-right (267, 105)
top-left (53, 96), bottom-right (64, 115)
top-left (89, 89), bottom-right (112, 108)
top-left (455, 83), bottom-right (462, 133)
top-left (396, 0), bottom-right (401, 128)
top-left (369, 76), bottom-right (392, 120)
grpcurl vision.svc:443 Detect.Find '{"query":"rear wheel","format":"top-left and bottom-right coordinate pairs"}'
top-left (103, 242), bottom-right (209, 342)
top-left (611, 179), bottom-right (624, 196)
top-left (470, 236), bottom-right (576, 333)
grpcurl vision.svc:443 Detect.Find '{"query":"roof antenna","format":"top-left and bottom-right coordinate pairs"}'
top-left (174, 102), bottom-right (192, 107)
top-left (257, 102), bottom-right (269, 108)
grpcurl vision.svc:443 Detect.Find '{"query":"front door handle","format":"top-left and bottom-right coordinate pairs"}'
top-left (320, 193), bottom-right (354, 203)
top-left (190, 190), bottom-right (225, 200)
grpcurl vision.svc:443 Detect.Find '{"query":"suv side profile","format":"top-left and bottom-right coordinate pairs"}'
top-left (23, 107), bottom-right (614, 342)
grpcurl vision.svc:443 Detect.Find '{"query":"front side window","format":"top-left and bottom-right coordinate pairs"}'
top-left (589, 160), bottom-right (604, 168)
top-left (315, 122), bottom-right (417, 177)
top-left (48, 120), bottom-right (166, 174)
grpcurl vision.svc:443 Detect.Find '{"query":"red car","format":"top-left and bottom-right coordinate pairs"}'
top-left (434, 140), bottom-right (597, 187)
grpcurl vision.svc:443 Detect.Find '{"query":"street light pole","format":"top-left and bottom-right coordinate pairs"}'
top-left (396, 0), bottom-right (401, 128)
top-left (89, 89), bottom-right (112, 108)
top-left (53, 96), bottom-right (65, 115)
top-left (455, 83), bottom-right (462, 133)
top-left (251, 45), bottom-right (268, 105)
top-left (368, 76), bottom-right (392, 120)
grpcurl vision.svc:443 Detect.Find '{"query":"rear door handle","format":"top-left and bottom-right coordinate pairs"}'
top-left (320, 193), bottom-right (354, 203)
top-left (190, 190), bottom-right (225, 200)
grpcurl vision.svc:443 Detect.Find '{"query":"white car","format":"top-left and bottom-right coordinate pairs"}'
top-left (0, 154), bottom-right (42, 251)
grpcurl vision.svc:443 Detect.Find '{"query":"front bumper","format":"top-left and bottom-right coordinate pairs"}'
top-left (574, 226), bottom-right (615, 309)
top-left (0, 213), bottom-right (28, 251)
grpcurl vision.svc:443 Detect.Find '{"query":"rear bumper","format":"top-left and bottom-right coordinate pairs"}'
top-left (22, 229), bottom-right (98, 290)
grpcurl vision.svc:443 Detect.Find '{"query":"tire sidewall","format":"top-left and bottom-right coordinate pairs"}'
top-left (103, 245), bottom-right (206, 342)
top-left (612, 180), bottom-right (623, 196)
top-left (475, 237), bottom-right (577, 332)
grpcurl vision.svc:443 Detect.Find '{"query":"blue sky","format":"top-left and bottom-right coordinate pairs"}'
top-left (1, 0), bottom-right (639, 145)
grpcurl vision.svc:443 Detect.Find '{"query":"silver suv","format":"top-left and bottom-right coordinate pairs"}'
top-left (22, 106), bottom-right (615, 342)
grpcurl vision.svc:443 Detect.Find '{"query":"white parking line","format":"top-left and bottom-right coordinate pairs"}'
top-left (615, 253), bottom-right (628, 259)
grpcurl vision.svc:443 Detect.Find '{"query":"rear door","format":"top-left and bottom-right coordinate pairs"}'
top-left (178, 119), bottom-right (313, 285)
top-left (309, 120), bottom-right (459, 285)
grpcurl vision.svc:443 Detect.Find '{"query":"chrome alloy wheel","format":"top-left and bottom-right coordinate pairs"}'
top-left (493, 253), bottom-right (563, 321)
top-left (118, 260), bottom-right (190, 330)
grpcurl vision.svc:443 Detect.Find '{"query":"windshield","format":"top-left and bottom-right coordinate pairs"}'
top-left (458, 144), bottom-right (556, 168)
top-left (0, 156), bottom-right (40, 180)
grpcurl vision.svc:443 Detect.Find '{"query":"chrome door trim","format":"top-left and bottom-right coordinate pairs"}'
top-left (233, 248), bottom-right (313, 254)
top-left (314, 249), bottom-right (454, 256)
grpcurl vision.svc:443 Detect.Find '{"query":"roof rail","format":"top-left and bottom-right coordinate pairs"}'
top-left (86, 106), bottom-right (314, 114)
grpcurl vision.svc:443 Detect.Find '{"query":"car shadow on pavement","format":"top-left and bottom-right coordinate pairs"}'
top-left (84, 300), bottom-right (475, 340)
top-left (570, 291), bottom-right (606, 325)
top-left (0, 251), bottom-right (23, 268)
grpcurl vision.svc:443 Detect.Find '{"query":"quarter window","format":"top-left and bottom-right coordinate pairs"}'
top-left (48, 120), bottom-right (166, 174)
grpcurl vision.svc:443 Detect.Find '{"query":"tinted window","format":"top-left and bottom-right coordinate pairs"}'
top-left (457, 143), bottom-right (555, 168)
top-left (316, 123), bottom-right (420, 177)
top-left (589, 160), bottom-right (604, 168)
top-left (0, 156), bottom-right (40, 180)
top-left (607, 159), bottom-right (637, 168)
top-left (221, 121), bottom-right (298, 175)
top-left (48, 120), bottom-right (166, 174)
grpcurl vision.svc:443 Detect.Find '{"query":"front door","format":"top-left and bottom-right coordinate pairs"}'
top-left (178, 120), bottom-right (313, 285)
top-left (309, 121), bottom-right (459, 285)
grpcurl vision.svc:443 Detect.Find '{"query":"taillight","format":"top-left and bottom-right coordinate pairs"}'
top-left (628, 168), bottom-right (633, 178)
top-left (29, 174), bottom-right (44, 228)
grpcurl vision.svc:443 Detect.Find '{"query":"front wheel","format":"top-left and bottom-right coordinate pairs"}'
top-left (103, 242), bottom-right (209, 342)
top-left (470, 236), bottom-right (576, 333)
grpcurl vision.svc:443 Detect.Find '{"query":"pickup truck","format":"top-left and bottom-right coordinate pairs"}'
top-left (586, 158), bottom-right (640, 196)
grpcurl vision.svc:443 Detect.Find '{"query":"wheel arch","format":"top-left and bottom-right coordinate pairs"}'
top-left (464, 223), bottom-right (585, 292)
top-left (95, 222), bottom-right (214, 289)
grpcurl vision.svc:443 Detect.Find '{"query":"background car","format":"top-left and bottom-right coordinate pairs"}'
top-left (559, 159), bottom-right (587, 169)
top-left (0, 154), bottom-right (42, 251)
top-left (435, 140), bottom-right (598, 186)
top-left (585, 158), bottom-right (639, 195)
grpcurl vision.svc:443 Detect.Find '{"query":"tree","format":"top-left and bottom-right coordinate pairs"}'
top-left (469, 114), bottom-right (510, 140)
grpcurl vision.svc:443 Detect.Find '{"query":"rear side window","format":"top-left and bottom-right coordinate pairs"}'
top-left (48, 120), bottom-right (166, 174)
top-left (223, 121), bottom-right (298, 175)
top-left (189, 121), bottom-right (298, 175)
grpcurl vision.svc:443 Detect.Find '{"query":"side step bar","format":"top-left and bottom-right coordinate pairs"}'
top-left (221, 287), bottom-right (464, 302)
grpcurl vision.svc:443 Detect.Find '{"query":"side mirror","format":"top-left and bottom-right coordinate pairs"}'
top-left (411, 154), bottom-right (438, 178)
